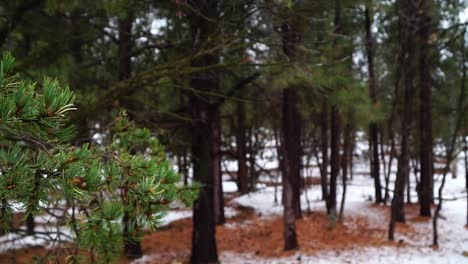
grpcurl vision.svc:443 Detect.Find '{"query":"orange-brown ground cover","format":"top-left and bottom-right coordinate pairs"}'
top-left (124, 204), bottom-right (423, 264)
top-left (0, 203), bottom-right (429, 264)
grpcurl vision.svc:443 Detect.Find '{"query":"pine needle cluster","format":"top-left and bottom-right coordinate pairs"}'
top-left (0, 53), bottom-right (198, 263)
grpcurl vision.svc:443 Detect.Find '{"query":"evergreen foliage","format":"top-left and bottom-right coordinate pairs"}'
top-left (0, 52), bottom-right (197, 263)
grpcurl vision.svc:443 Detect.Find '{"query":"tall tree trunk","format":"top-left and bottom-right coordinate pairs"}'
top-left (329, 0), bottom-right (342, 225)
top-left (273, 118), bottom-right (282, 205)
top-left (236, 101), bottom-right (249, 194)
top-left (212, 107), bottom-right (225, 225)
top-left (418, 0), bottom-right (434, 217)
top-left (189, 1), bottom-right (219, 262)
top-left (389, 0), bottom-right (416, 240)
top-left (461, 29), bottom-right (467, 228)
top-left (281, 17), bottom-right (302, 220)
top-left (183, 149), bottom-right (189, 186)
top-left (329, 105), bottom-right (340, 224)
top-left (464, 136), bottom-right (468, 226)
top-left (379, 126), bottom-right (388, 202)
top-left (281, 88), bottom-right (300, 250)
top-left (118, 15), bottom-right (132, 81)
top-left (339, 117), bottom-right (351, 222)
top-left (190, 97), bottom-right (219, 263)
top-left (365, 3), bottom-right (383, 203)
top-left (280, 16), bottom-right (302, 246)
top-left (384, 134), bottom-right (395, 205)
top-left (248, 126), bottom-right (258, 193)
top-left (320, 102), bottom-right (330, 208)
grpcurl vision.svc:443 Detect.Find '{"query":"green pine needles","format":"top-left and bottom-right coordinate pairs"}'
top-left (0, 52), bottom-right (198, 263)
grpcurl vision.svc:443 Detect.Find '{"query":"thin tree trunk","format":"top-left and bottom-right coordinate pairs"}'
top-left (236, 101), bottom-right (249, 194)
top-left (379, 126), bottom-right (388, 202)
top-left (365, 3), bottom-right (382, 203)
top-left (248, 127), bottom-right (258, 193)
top-left (389, 0), bottom-right (416, 240)
top-left (329, 105), bottom-right (340, 225)
top-left (461, 29), bottom-right (467, 227)
top-left (464, 136), bottom-right (468, 226)
top-left (328, 0), bottom-right (342, 226)
top-left (339, 118), bottom-right (351, 222)
top-left (320, 103), bottom-right (330, 210)
top-left (183, 150), bottom-right (189, 186)
top-left (349, 130), bottom-right (355, 180)
top-left (406, 169), bottom-right (411, 204)
top-left (273, 122), bottom-right (282, 205)
top-left (384, 132), bottom-right (396, 205)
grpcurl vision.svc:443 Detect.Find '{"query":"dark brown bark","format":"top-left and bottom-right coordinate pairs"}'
top-left (461, 29), bottom-right (467, 228)
top-left (389, 0), bottom-right (417, 240)
top-left (379, 126), bottom-right (388, 203)
top-left (320, 102), bottom-right (330, 208)
top-left (418, 0), bottom-right (434, 217)
top-left (464, 136), bottom-right (468, 226)
top-left (281, 88), bottom-right (300, 250)
top-left (118, 15), bottom-right (133, 81)
top-left (190, 97), bottom-right (219, 263)
top-left (236, 101), bottom-right (249, 194)
top-left (329, 105), bottom-right (341, 221)
top-left (282, 17), bottom-right (303, 219)
top-left (339, 118), bottom-right (351, 222)
top-left (328, 0), bottom-right (343, 224)
top-left (365, 4), bottom-right (383, 204)
top-left (189, 1), bottom-right (219, 262)
top-left (212, 107), bottom-right (225, 225)
top-left (384, 134), bottom-right (395, 205)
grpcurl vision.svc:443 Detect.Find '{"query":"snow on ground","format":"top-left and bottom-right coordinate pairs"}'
top-left (223, 181), bottom-right (238, 193)
top-left (226, 157), bottom-right (468, 264)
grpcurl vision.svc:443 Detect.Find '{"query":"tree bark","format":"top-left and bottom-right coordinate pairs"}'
top-left (212, 106), bottom-right (225, 225)
top-left (236, 101), bottom-right (249, 194)
top-left (389, 0), bottom-right (417, 240)
top-left (365, 3), bottom-right (383, 204)
top-left (418, 0), bottom-right (434, 217)
top-left (464, 136), bottom-right (468, 226)
top-left (281, 88), bottom-right (300, 250)
top-left (320, 102), bottom-right (330, 209)
top-left (189, 1), bottom-right (219, 262)
top-left (329, 105), bottom-right (340, 223)
top-left (339, 118), bottom-right (351, 222)
top-left (328, 0), bottom-right (342, 225)
top-left (118, 15), bottom-right (132, 81)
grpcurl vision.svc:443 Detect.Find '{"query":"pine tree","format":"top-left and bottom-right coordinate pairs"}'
top-left (0, 53), bottom-right (197, 262)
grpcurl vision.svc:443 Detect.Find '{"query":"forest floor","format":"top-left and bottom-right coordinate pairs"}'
top-left (130, 167), bottom-right (468, 264)
top-left (0, 147), bottom-right (466, 263)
